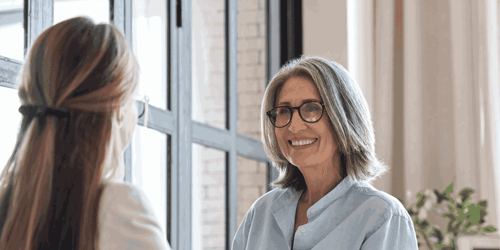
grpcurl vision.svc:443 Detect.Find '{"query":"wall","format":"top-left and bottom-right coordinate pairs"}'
top-left (191, 0), bottom-right (268, 249)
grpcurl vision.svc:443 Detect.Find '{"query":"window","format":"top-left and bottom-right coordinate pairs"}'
top-left (0, 0), bottom-right (280, 249)
top-left (54, 0), bottom-right (109, 24)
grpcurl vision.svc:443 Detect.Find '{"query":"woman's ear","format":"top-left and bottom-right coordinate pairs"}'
top-left (115, 107), bottom-right (125, 127)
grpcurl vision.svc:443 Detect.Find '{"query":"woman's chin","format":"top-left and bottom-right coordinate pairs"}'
top-left (291, 158), bottom-right (320, 169)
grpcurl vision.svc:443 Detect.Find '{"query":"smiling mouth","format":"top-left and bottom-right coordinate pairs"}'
top-left (288, 138), bottom-right (318, 147)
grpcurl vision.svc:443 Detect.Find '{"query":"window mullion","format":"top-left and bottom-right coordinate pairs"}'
top-left (226, 0), bottom-right (238, 245)
top-left (266, 0), bottom-right (281, 189)
top-left (110, 0), bottom-right (125, 33)
top-left (177, 0), bottom-right (192, 248)
top-left (25, 0), bottom-right (53, 53)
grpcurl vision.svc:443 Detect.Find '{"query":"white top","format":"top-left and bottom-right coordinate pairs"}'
top-left (232, 176), bottom-right (418, 250)
top-left (98, 181), bottom-right (171, 250)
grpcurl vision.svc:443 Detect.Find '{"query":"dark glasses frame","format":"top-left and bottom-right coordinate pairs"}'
top-left (266, 101), bottom-right (325, 128)
top-left (136, 95), bottom-right (149, 119)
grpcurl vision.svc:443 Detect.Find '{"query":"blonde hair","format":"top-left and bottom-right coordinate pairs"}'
top-left (0, 17), bottom-right (139, 249)
top-left (261, 56), bottom-right (386, 190)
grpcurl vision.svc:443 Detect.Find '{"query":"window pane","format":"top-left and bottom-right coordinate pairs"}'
top-left (54, 0), bottom-right (109, 24)
top-left (0, 87), bottom-right (21, 174)
top-left (237, 0), bottom-right (266, 140)
top-left (131, 127), bottom-right (168, 235)
top-left (132, 0), bottom-right (168, 110)
top-left (192, 0), bottom-right (226, 129)
top-left (237, 156), bottom-right (267, 228)
top-left (192, 144), bottom-right (226, 250)
top-left (0, 0), bottom-right (24, 61)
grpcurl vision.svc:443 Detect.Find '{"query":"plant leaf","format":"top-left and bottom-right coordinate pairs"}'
top-left (481, 225), bottom-right (498, 233)
top-left (448, 220), bottom-right (461, 235)
top-left (431, 227), bottom-right (443, 243)
top-left (408, 208), bottom-right (415, 216)
top-left (416, 193), bottom-right (427, 209)
top-left (434, 189), bottom-right (447, 204)
top-left (420, 220), bottom-right (429, 230)
top-left (443, 213), bottom-right (456, 221)
top-left (459, 188), bottom-right (474, 203)
top-left (443, 176), bottom-right (455, 195)
top-left (478, 200), bottom-right (487, 208)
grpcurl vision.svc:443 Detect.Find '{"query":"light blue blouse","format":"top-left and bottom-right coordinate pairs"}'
top-left (232, 176), bottom-right (418, 250)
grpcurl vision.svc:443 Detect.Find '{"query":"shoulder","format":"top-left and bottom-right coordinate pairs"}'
top-left (247, 187), bottom-right (291, 214)
top-left (98, 181), bottom-right (171, 250)
top-left (348, 181), bottom-right (411, 223)
top-left (100, 181), bottom-right (147, 208)
top-left (233, 188), bottom-right (291, 249)
top-left (236, 187), bottom-right (291, 231)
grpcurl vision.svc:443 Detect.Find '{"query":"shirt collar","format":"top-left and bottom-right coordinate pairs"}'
top-left (271, 187), bottom-right (303, 249)
top-left (269, 176), bottom-right (361, 248)
top-left (306, 176), bottom-right (358, 218)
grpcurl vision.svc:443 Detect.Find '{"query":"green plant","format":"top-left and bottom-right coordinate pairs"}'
top-left (399, 176), bottom-right (497, 250)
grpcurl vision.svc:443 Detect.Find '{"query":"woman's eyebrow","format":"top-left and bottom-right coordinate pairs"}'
top-left (277, 98), bottom-right (321, 106)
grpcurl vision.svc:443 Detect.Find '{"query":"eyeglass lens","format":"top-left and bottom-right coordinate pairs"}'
top-left (270, 102), bottom-right (323, 127)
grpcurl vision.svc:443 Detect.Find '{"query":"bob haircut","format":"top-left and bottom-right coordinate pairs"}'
top-left (261, 56), bottom-right (386, 190)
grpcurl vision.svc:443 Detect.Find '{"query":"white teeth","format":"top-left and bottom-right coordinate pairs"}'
top-left (312, 117), bottom-right (317, 122)
top-left (291, 139), bottom-right (317, 146)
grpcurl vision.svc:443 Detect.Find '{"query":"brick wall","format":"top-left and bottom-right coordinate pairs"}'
top-left (192, 0), bottom-right (268, 249)
top-left (236, 0), bottom-right (267, 230)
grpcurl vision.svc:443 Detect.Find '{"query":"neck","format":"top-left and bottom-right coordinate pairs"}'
top-left (298, 153), bottom-right (344, 206)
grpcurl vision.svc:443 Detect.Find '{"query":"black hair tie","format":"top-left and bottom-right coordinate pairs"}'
top-left (19, 105), bottom-right (70, 119)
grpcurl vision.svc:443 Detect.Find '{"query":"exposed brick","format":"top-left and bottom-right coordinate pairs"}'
top-left (237, 186), bottom-right (261, 198)
top-left (202, 173), bottom-right (225, 185)
top-left (238, 78), bottom-right (259, 92)
top-left (202, 224), bottom-right (225, 235)
top-left (258, 0), bottom-right (265, 10)
top-left (192, 0), bottom-right (268, 245)
top-left (203, 236), bottom-right (225, 249)
top-left (257, 161), bottom-right (267, 174)
top-left (238, 158), bottom-right (258, 172)
top-left (236, 37), bottom-right (265, 52)
top-left (239, 93), bottom-right (262, 106)
top-left (201, 200), bottom-right (225, 210)
top-left (237, 119), bottom-right (261, 134)
top-left (203, 210), bottom-right (225, 221)
top-left (238, 24), bottom-right (258, 38)
top-left (205, 160), bottom-right (225, 172)
top-left (207, 186), bottom-right (225, 198)
top-left (239, 172), bottom-right (267, 186)
top-left (239, 0), bottom-right (259, 11)
top-left (238, 107), bottom-right (261, 120)
top-left (238, 10), bottom-right (259, 24)
top-left (238, 51), bottom-right (259, 65)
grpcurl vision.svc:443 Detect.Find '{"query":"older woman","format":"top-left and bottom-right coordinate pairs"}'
top-left (0, 17), bottom-right (170, 249)
top-left (232, 57), bottom-right (418, 249)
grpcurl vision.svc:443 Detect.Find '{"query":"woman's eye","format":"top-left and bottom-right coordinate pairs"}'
top-left (306, 106), bottom-right (319, 112)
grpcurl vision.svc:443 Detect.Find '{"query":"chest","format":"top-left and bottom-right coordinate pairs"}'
top-left (293, 201), bottom-right (309, 234)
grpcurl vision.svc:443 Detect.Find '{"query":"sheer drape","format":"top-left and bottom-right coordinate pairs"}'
top-left (351, 0), bottom-right (500, 229)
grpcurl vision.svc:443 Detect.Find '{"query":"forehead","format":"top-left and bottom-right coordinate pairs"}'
top-left (276, 76), bottom-right (322, 105)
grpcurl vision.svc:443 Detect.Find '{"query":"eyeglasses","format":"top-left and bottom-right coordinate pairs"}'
top-left (135, 95), bottom-right (149, 119)
top-left (266, 101), bottom-right (325, 128)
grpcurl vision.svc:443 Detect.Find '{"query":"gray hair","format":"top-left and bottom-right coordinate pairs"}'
top-left (261, 56), bottom-right (387, 190)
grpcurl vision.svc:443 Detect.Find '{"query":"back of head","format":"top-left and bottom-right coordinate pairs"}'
top-left (0, 17), bottom-right (138, 250)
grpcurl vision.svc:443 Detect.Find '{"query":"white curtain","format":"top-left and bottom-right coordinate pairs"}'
top-left (351, 0), bottom-right (500, 229)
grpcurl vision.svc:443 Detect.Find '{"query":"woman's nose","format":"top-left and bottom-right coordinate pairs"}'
top-left (288, 110), bottom-right (307, 133)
